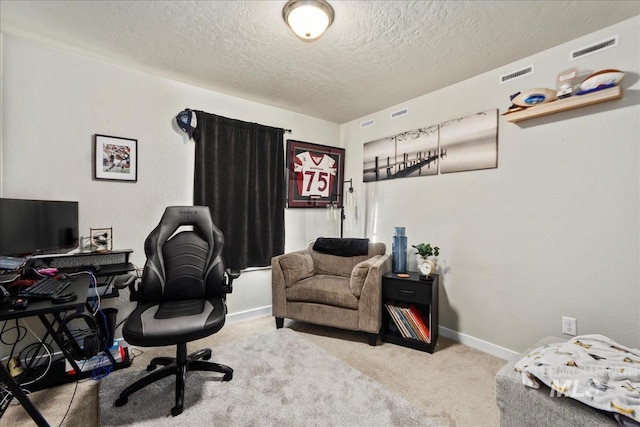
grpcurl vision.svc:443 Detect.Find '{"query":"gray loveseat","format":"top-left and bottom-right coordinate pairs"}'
top-left (271, 240), bottom-right (392, 345)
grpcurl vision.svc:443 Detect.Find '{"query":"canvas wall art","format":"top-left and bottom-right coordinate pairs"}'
top-left (438, 109), bottom-right (498, 174)
top-left (363, 136), bottom-right (396, 182)
top-left (394, 125), bottom-right (439, 178)
top-left (362, 108), bottom-right (498, 182)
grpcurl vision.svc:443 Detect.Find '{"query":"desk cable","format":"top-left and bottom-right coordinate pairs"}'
top-left (0, 318), bottom-right (54, 417)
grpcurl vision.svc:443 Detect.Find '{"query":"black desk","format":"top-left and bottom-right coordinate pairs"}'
top-left (0, 276), bottom-right (90, 427)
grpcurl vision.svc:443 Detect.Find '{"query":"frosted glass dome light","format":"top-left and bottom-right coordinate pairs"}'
top-left (283, 0), bottom-right (334, 41)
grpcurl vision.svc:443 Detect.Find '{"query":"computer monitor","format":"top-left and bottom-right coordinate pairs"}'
top-left (0, 198), bottom-right (79, 257)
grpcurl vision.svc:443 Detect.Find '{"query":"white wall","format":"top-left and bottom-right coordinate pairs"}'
top-left (2, 16), bottom-right (638, 358)
top-left (0, 34), bottom-right (340, 329)
top-left (341, 16), bottom-right (640, 353)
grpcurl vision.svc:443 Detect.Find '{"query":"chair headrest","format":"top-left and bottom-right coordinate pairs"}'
top-left (162, 206), bottom-right (213, 233)
top-left (151, 206), bottom-right (223, 265)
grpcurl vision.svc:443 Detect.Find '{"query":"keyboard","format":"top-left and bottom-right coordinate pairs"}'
top-left (19, 277), bottom-right (71, 299)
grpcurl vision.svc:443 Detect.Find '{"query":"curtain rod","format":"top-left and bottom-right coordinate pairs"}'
top-left (177, 109), bottom-right (292, 134)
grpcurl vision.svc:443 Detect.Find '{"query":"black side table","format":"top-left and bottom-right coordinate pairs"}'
top-left (381, 272), bottom-right (439, 353)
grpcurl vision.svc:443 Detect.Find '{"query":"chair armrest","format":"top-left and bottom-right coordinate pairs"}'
top-left (113, 273), bottom-right (140, 301)
top-left (114, 273), bottom-right (137, 289)
top-left (358, 253), bottom-right (392, 333)
top-left (272, 249), bottom-right (314, 287)
top-left (224, 268), bottom-right (240, 294)
top-left (271, 249), bottom-right (312, 318)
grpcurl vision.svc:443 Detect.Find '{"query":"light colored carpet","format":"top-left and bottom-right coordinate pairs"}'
top-left (99, 328), bottom-right (451, 426)
top-left (2, 315), bottom-right (506, 426)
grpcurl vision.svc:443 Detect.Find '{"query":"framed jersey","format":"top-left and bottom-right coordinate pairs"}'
top-left (286, 139), bottom-right (345, 208)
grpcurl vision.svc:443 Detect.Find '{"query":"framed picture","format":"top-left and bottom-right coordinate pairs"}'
top-left (286, 139), bottom-right (345, 208)
top-left (93, 134), bottom-right (138, 182)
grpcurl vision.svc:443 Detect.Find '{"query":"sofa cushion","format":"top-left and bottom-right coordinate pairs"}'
top-left (286, 275), bottom-right (359, 310)
top-left (279, 252), bottom-right (314, 287)
top-left (350, 255), bottom-right (381, 298)
top-left (308, 241), bottom-right (387, 278)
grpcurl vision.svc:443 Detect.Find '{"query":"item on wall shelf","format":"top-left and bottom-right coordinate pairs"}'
top-left (579, 69), bottom-right (624, 92)
top-left (412, 243), bottom-right (440, 279)
top-left (90, 227), bottom-right (113, 252)
top-left (286, 139), bottom-right (345, 208)
top-left (503, 85), bottom-right (622, 123)
top-left (511, 88), bottom-right (557, 107)
top-left (176, 109), bottom-right (197, 139)
top-left (392, 227), bottom-right (408, 274)
top-left (556, 68), bottom-right (579, 99)
top-left (93, 134), bottom-right (137, 182)
top-left (503, 68), bottom-right (625, 118)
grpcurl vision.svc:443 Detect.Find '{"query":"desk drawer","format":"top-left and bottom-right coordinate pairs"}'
top-left (383, 279), bottom-right (432, 303)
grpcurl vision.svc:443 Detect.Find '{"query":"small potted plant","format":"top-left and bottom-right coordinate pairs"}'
top-left (412, 243), bottom-right (439, 278)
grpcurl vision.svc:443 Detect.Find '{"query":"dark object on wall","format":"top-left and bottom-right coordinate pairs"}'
top-left (286, 139), bottom-right (345, 208)
top-left (175, 109), bottom-right (197, 139)
top-left (193, 111), bottom-right (285, 270)
top-left (115, 206), bottom-right (237, 417)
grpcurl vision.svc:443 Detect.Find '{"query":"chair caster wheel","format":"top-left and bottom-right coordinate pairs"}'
top-left (115, 397), bottom-right (128, 407)
top-left (171, 406), bottom-right (183, 416)
top-left (223, 373), bottom-right (233, 381)
top-left (147, 364), bottom-right (156, 371)
top-left (203, 354), bottom-right (211, 361)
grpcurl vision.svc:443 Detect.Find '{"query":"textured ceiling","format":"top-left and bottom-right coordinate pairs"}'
top-left (1, 1), bottom-right (638, 124)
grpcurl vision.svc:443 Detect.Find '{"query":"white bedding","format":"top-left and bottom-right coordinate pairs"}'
top-left (515, 334), bottom-right (640, 423)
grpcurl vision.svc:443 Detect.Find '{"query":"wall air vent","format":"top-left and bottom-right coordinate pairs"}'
top-left (499, 65), bottom-right (534, 84)
top-left (360, 119), bottom-right (375, 128)
top-left (391, 108), bottom-right (408, 119)
top-left (570, 36), bottom-right (619, 60)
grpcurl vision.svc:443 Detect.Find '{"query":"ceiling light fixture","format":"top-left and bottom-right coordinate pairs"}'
top-left (283, 0), bottom-right (334, 42)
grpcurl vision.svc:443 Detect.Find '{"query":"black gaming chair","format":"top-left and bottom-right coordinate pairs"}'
top-left (114, 206), bottom-right (239, 416)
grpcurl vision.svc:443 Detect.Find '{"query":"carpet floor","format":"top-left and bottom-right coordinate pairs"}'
top-left (99, 328), bottom-right (451, 426)
top-left (2, 315), bottom-right (506, 426)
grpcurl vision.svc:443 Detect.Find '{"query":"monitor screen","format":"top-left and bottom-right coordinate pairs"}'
top-left (0, 198), bottom-right (79, 257)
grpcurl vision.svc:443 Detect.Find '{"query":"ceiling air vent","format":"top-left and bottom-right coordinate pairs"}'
top-left (499, 65), bottom-right (534, 84)
top-left (391, 108), bottom-right (408, 119)
top-left (360, 119), bottom-right (375, 128)
top-left (570, 35), bottom-right (619, 60)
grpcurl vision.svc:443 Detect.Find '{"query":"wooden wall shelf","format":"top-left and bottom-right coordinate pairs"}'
top-left (504, 86), bottom-right (622, 123)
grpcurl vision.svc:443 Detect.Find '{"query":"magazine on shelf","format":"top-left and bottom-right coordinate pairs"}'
top-left (385, 301), bottom-right (431, 343)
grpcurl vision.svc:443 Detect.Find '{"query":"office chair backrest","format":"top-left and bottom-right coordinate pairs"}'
top-left (139, 206), bottom-right (226, 302)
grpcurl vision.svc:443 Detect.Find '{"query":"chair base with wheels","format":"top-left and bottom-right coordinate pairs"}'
top-left (115, 343), bottom-right (233, 416)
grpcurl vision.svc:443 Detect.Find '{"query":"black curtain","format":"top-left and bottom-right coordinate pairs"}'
top-left (193, 111), bottom-right (285, 270)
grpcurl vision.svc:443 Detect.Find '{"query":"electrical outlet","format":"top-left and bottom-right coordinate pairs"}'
top-left (562, 316), bottom-right (577, 336)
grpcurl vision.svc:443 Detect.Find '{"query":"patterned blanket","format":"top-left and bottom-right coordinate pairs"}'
top-left (515, 334), bottom-right (640, 424)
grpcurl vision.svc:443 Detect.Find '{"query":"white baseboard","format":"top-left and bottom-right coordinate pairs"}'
top-left (438, 325), bottom-right (518, 361)
top-left (230, 305), bottom-right (519, 360)
top-left (227, 305), bottom-right (272, 324)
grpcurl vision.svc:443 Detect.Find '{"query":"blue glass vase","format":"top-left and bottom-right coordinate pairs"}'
top-left (392, 227), bottom-right (407, 273)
